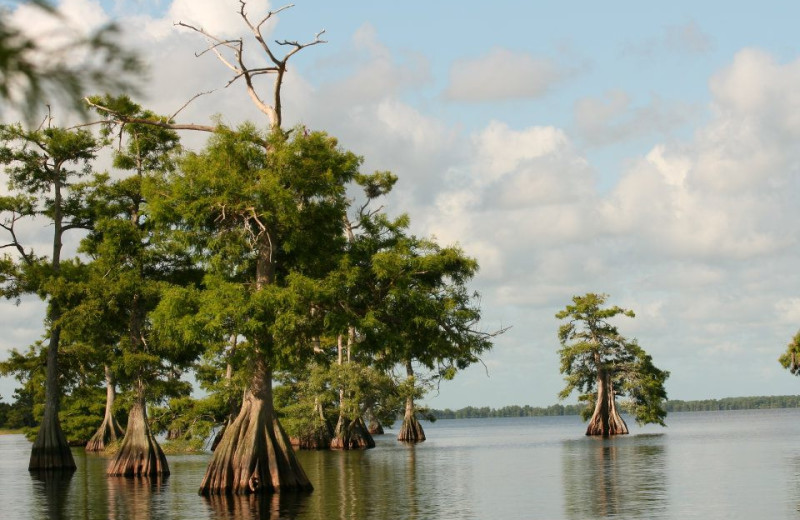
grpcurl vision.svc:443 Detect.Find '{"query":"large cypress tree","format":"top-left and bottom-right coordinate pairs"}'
top-left (557, 293), bottom-right (669, 436)
top-left (0, 121), bottom-right (100, 470)
top-left (151, 125), bottom-right (361, 494)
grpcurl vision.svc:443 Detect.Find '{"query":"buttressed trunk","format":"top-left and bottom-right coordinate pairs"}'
top-left (107, 386), bottom-right (169, 476)
top-left (86, 365), bottom-right (124, 452)
top-left (198, 358), bottom-right (312, 494)
top-left (397, 361), bottom-right (425, 443)
top-left (330, 332), bottom-right (374, 450)
top-left (330, 415), bottom-right (375, 450)
top-left (29, 323), bottom-right (75, 471)
top-left (294, 398), bottom-right (333, 450)
top-left (585, 369), bottom-right (628, 437)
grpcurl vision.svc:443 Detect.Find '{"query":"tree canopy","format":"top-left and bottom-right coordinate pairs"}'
top-left (557, 293), bottom-right (669, 435)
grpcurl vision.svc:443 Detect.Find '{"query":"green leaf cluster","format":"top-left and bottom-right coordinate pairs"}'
top-left (557, 293), bottom-right (669, 426)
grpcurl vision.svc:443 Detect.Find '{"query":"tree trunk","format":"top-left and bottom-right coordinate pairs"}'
top-left (295, 398), bottom-right (333, 450)
top-left (29, 178), bottom-right (75, 471)
top-left (367, 411), bottom-right (384, 435)
top-left (329, 332), bottom-right (374, 450)
top-left (585, 370), bottom-right (628, 437)
top-left (28, 322), bottom-right (75, 471)
top-left (198, 359), bottom-right (312, 495)
top-left (86, 365), bottom-right (124, 452)
top-left (107, 387), bottom-right (169, 476)
top-left (397, 362), bottom-right (425, 443)
top-left (330, 415), bottom-right (375, 450)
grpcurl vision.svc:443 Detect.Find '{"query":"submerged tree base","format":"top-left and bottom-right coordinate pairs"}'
top-left (107, 401), bottom-right (169, 476)
top-left (29, 416), bottom-right (76, 471)
top-left (368, 420), bottom-right (384, 435)
top-left (330, 416), bottom-right (375, 450)
top-left (86, 414), bottom-right (125, 452)
top-left (293, 419), bottom-right (334, 450)
top-left (199, 392), bottom-right (312, 495)
top-left (397, 414), bottom-right (425, 443)
top-left (585, 411), bottom-right (628, 436)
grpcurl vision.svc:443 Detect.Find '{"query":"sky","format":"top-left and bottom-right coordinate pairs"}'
top-left (2, 0), bottom-right (800, 410)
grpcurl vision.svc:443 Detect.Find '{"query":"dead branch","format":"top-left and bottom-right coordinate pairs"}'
top-left (0, 212), bottom-right (34, 265)
top-left (177, 1), bottom-right (325, 130)
top-left (84, 97), bottom-right (217, 133)
top-left (170, 89), bottom-right (217, 121)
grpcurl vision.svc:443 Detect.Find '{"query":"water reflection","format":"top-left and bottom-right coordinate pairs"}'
top-left (296, 439), bottom-right (435, 519)
top-left (106, 474), bottom-right (167, 519)
top-left (204, 491), bottom-right (307, 520)
top-left (562, 434), bottom-right (668, 519)
top-left (29, 470), bottom-right (75, 520)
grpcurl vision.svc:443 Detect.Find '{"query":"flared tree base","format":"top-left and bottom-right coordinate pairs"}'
top-left (199, 395), bottom-right (312, 495)
top-left (86, 414), bottom-right (125, 452)
top-left (585, 410), bottom-right (629, 436)
top-left (397, 414), bottom-right (425, 443)
top-left (29, 415), bottom-right (76, 472)
top-left (368, 420), bottom-right (384, 435)
top-left (107, 401), bottom-right (169, 476)
top-left (294, 419), bottom-right (334, 450)
top-left (330, 416), bottom-right (375, 450)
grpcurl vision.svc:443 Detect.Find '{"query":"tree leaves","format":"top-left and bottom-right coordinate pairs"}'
top-left (557, 293), bottom-right (669, 427)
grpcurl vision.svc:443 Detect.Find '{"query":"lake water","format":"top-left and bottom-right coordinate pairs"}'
top-left (2, 409), bottom-right (800, 519)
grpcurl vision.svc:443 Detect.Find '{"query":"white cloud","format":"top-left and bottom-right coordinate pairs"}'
top-left (574, 90), bottom-right (696, 146)
top-left (776, 298), bottom-right (800, 325)
top-left (168, 0), bottom-right (272, 38)
top-left (444, 48), bottom-right (564, 102)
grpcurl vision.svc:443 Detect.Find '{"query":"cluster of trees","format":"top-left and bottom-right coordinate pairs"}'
top-left (431, 404), bottom-right (585, 419)
top-left (0, 2), bottom-right (502, 496)
top-left (430, 395), bottom-right (800, 420)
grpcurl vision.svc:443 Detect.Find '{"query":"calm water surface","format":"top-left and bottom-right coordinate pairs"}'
top-left (2, 409), bottom-right (800, 519)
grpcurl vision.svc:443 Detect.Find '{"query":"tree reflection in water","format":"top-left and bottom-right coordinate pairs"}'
top-left (204, 492), bottom-right (307, 520)
top-left (30, 470), bottom-right (74, 520)
top-left (562, 434), bottom-right (668, 519)
top-left (106, 474), bottom-right (165, 519)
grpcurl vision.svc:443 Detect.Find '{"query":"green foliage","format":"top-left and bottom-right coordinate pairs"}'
top-left (557, 293), bottom-right (669, 427)
top-left (150, 395), bottom-right (222, 445)
top-left (779, 330), bottom-right (800, 375)
top-left (0, 1), bottom-right (141, 121)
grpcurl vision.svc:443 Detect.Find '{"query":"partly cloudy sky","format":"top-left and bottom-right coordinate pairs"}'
top-left (2, 0), bottom-right (800, 410)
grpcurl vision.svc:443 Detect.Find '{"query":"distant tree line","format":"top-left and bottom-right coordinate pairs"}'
top-left (429, 395), bottom-right (800, 420)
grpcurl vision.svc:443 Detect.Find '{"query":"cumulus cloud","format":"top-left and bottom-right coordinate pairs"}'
top-left (444, 48), bottom-right (565, 102)
top-left (168, 0), bottom-right (271, 38)
top-left (600, 49), bottom-right (800, 262)
top-left (573, 90), bottom-right (696, 146)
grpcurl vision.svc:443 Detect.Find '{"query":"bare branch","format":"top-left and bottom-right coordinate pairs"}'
top-left (84, 97), bottom-right (217, 133)
top-left (0, 212), bottom-right (34, 265)
top-left (179, 1), bottom-right (325, 130)
top-left (170, 89), bottom-right (217, 121)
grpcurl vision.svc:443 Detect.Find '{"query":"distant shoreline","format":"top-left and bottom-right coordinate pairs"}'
top-left (429, 395), bottom-right (800, 420)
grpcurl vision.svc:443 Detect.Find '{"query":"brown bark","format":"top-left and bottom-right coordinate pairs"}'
top-left (107, 391), bottom-right (169, 476)
top-left (397, 362), bottom-right (425, 443)
top-left (585, 369), bottom-right (629, 437)
top-left (330, 415), bottom-right (375, 450)
top-left (29, 325), bottom-right (76, 471)
top-left (29, 176), bottom-right (75, 471)
top-left (198, 359), bottom-right (312, 494)
top-left (367, 415), bottom-right (384, 435)
top-left (86, 365), bottom-right (124, 452)
top-left (397, 395), bottom-right (426, 443)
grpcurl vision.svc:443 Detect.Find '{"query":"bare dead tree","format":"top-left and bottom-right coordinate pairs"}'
top-left (175, 1), bottom-right (326, 130)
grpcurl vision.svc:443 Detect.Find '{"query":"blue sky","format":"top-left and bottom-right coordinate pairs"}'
top-left (3, 0), bottom-right (800, 410)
